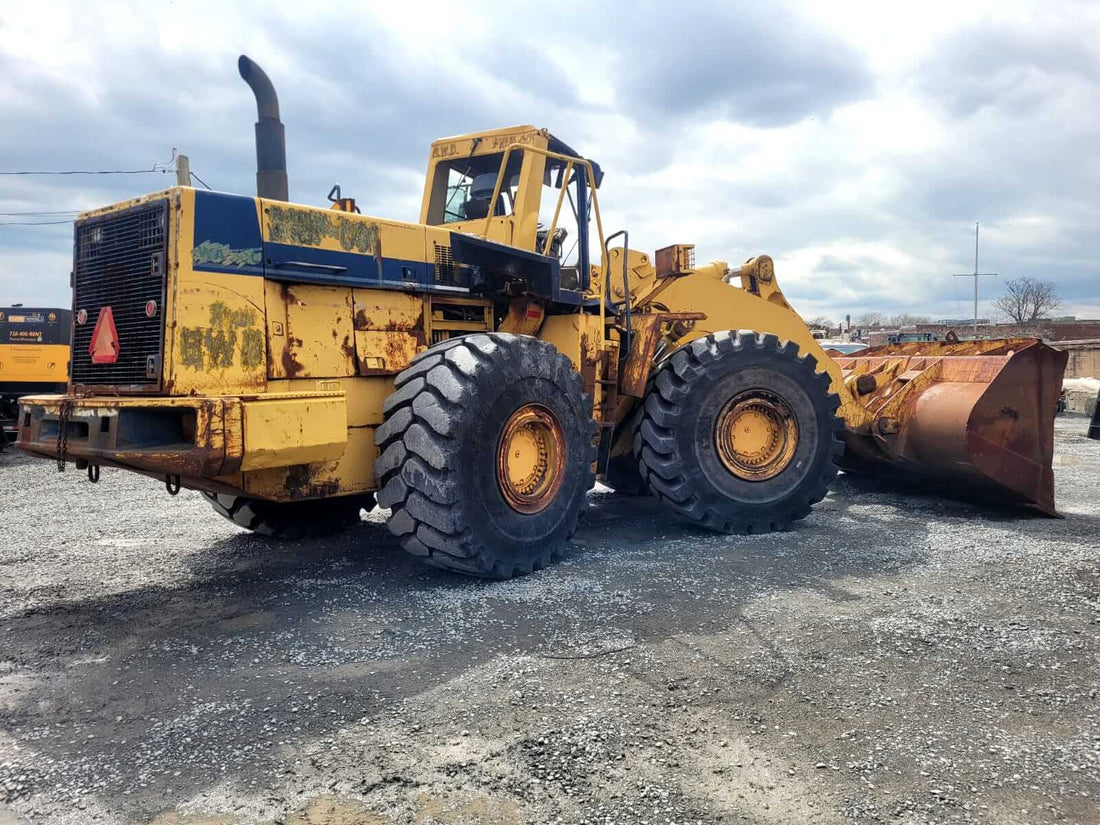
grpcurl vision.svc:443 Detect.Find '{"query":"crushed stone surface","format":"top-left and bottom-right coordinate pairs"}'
top-left (0, 417), bottom-right (1097, 824)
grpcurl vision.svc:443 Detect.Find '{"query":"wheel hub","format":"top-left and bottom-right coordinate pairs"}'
top-left (715, 390), bottom-right (799, 481)
top-left (497, 403), bottom-right (566, 513)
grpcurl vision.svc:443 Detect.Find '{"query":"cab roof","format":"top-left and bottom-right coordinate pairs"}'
top-left (430, 125), bottom-right (602, 187)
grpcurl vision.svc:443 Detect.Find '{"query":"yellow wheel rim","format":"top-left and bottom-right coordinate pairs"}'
top-left (497, 403), bottom-right (566, 514)
top-left (715, 390), bottom-right (799, 481)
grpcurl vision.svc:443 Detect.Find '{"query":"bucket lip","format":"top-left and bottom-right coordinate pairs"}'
top-left (843, 337), bottom-right (1048, 359)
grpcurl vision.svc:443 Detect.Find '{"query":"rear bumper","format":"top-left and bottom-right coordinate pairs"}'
top-left (15, 392), bottom-right (347, 479)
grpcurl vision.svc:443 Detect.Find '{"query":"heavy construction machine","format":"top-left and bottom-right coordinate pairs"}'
top-left (0, 306), bottom-right (70, 447)
top-left (16, 57), bottom-right (1067, 577)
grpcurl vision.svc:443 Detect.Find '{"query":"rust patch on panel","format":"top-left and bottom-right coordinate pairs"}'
top-left (620, 315), bottom-right (663, 399)
top-left (284, 463), bottom-right (341, 500)
top-left (579, 332), bottom-right (598, 400)
top-left (281, 337), bottom-right (305, 378)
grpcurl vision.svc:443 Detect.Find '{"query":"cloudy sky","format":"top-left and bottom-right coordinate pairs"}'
top-left (2, 0), bottom-right (1098, 323)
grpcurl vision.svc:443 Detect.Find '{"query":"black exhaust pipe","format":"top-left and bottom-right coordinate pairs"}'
top-left (238, 55), bottom-right (288, 201)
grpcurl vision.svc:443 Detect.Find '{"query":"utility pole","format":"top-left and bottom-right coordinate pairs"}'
top-left (953, 222), bottom-right (997, 336)
top-left (176, 153), bottom-right (190, 187)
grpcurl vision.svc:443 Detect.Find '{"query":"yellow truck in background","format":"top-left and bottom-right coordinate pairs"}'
top-left (0, 306), bottom-right (69, 446)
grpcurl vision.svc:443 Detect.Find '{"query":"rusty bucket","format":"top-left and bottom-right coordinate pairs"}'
top-left (830, 339), bottom-right (1068, 514)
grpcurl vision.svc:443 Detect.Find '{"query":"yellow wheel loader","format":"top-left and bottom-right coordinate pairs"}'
top-left (16, 57), bottom-right (1067, 577)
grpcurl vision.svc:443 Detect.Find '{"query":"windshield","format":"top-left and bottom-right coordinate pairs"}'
top-left (430, 152), bottom-right (524, 225)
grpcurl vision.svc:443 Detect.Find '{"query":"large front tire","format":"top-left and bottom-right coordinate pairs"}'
top-left (374, 334), bottom-right (596, 578)
top-left (635, 331), bottom-right (842, 533)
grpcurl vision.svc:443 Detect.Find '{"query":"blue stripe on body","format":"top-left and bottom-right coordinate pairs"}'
top-left (191, 190), bottom-right (266, 277)
top-left (191, 190), bottom-right (461, 293)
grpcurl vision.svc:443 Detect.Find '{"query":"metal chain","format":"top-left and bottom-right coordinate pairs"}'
top-left (55, 399), bottom-right (72, 472)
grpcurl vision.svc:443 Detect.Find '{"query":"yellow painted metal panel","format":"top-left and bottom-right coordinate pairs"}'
top-left (241, 395), bottom-right (348, 471)
top-left (266, 376), bottom-right (394, 427)
top-left (266, 284), bottom-right (357, 379)
top-left (538, 314), bottom-right (602, 375)
top-left (167, 188), bottom-right (269, 396)
top-left (378, 221), bottom-right (428, 263)
top-left (259, 199), bottom-right (431, 265)
top-left (351, 290), bottom-right (428, 375)
top-left (632, 263), bottom-right (870, 427)
top-left (264, 279), bottom-right (289, 379)
top-left (352, 290), bottom-right (423, 330)
top-left (262, 200), bottom-right (381, 256)
top-left (242, 425), bottom-right (377, 501)
top-left (354, 330), bottom-right (422, 375)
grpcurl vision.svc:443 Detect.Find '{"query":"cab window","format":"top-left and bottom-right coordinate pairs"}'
top-left (536, 158), bottom-right (594, 290)
top-left (428, 151), bottom-right (523, 225)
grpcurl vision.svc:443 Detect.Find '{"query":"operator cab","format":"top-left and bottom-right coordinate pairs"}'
top-left (420, 126), bottom-right (603, 295)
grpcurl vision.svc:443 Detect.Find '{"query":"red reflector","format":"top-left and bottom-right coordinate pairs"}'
top-left (89, 307), bottom-right (120, 364)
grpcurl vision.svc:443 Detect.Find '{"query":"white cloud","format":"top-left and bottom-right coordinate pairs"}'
top-left (1, 0), bottom-right (1097, 324)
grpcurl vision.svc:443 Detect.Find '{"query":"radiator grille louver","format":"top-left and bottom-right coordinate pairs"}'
top-left (433, 243), bottom-right (456, 286)
top-left (70, 201), bottom-right (168, 391)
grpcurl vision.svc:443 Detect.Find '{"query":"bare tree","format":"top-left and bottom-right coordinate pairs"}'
top-left (807, 316), bottom-right (834, 330)
top-left (855, 312), bottom-right (883, 327)
top-left (991, 277), bottom-right (1062, 324)
top-left (887, 313), bottom-right (932, 327)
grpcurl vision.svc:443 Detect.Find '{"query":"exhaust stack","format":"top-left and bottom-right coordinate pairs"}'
top-left (238, 55), bottom-right (288, 201)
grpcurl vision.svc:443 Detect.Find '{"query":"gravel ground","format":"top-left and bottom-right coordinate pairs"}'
top-left (0, 417), bottom-right (1098, 825)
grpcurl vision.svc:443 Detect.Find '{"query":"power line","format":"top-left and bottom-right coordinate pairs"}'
top-left (0, 210), bottom-right (82, 216)
top-left (0, 155), bottom-right (212, 225)
top-left (0, 168), bottom-right (172, 176)
top-left (0, 219), bottom-right (73, 226)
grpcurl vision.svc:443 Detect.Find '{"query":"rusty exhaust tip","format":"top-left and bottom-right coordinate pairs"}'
top-left (832, 339), bottom-right (1068, 516)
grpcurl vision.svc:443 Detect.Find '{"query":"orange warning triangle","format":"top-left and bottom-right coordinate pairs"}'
top-left (89, 306), bottom-right (120, 364)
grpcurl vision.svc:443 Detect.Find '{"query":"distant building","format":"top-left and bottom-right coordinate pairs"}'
top-left (935, 318), bottom-right (990, 326)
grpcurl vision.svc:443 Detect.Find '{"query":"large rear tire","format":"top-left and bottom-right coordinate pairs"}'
top-left (635, 331), bottom-right (842, 533)
top-left (374, 333), bottom-right (596, 578)
top-left (202, 492), bottom-right (374, 539)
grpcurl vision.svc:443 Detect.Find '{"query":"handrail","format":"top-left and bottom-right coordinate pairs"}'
top-left (480, 143), bottom-right (608, 330)
top-left (604, 229), bottom-right (630, 354)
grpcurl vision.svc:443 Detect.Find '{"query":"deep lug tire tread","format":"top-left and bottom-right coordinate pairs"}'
top-left (375, 333), bottom-right (596, 579)
top-left (634, 331), bottom-right (843, 534)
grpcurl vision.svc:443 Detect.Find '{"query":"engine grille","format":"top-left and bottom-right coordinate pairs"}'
top-left (434, 243), bottom-right (456, 286)
top-left (71, 201), bottom-right (168, 391)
